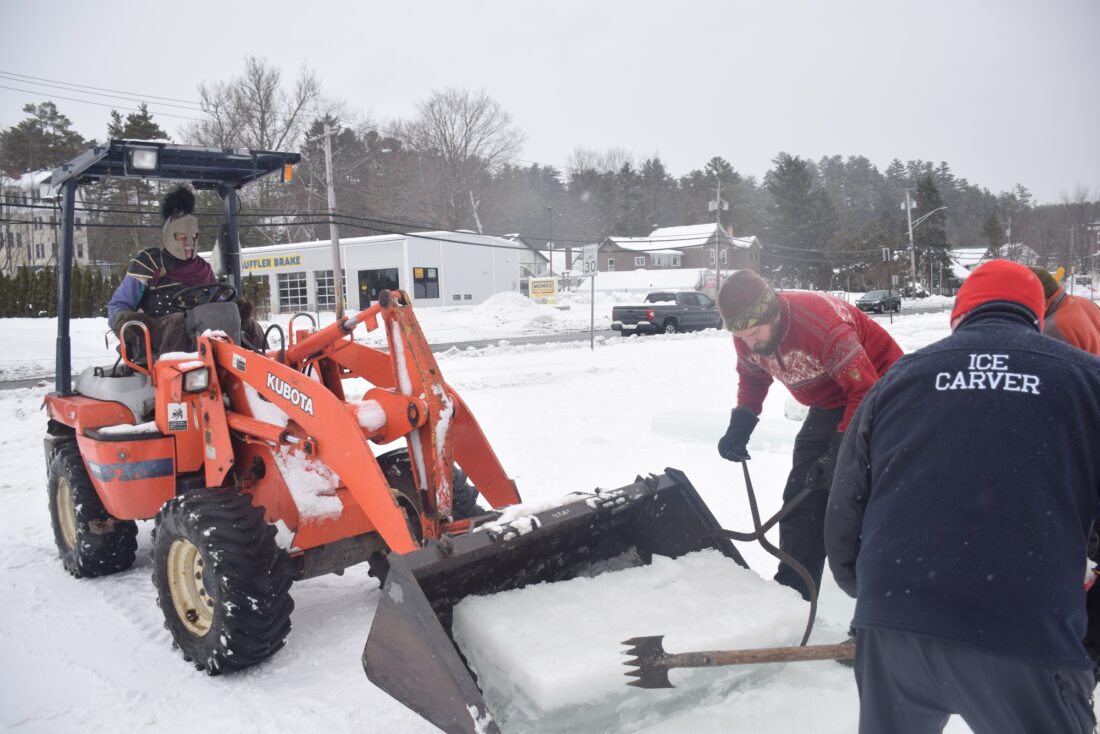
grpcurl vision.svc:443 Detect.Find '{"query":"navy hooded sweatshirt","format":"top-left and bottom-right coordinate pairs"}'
top-left (825, 302), bottom-right (1100, 670)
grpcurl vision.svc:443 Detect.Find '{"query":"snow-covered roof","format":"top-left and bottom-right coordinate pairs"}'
top-left (0, 170), bottom-right (52, 191)
top-left (606, 237), bottom-right (683, 255)
top-left (949, 243), bottom-right (1042, 279)
top-left (605, 224), bottom-right (759, 254)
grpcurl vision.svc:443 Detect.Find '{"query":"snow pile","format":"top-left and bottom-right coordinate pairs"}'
top-left (271, 445), bottom-right (343, 519)
top-left (470, 291), bottom-right (561, 333)
top-left (95, 421), bottom-right (160, 435)
top-left (453, 549), bottom-right (808, 734)
top-left (244, 384), bottom-right (290, 427)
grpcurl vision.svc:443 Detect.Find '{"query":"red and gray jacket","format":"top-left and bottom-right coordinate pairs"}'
top-left (734, 291), bottom-right (902, 431)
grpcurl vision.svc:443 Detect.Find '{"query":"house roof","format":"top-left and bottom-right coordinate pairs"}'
top-left (605, 224), bottom-right (759, 254)
top-left (948, 243), bottom-right (1043, 280)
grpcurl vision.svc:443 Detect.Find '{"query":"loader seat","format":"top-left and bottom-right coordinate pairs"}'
top-left (75, 364), bottom-right (156, 424)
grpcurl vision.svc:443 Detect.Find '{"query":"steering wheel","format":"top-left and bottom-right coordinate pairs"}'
top-left (169, 282), bottom-right (238, 313)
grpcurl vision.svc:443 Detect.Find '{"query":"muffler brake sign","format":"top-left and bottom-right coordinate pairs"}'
top-left (266, 373), bottom-right (315, 416)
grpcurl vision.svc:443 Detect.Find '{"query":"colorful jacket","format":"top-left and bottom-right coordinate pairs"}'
top-left (825, 302), bottom-right (1100, 670)
top-left (1044, 287), bottom-right (1100, 356)
top-left (108, 248), bottom-right (214, 330)
top-left (734, 291), bottom-right (902, 431)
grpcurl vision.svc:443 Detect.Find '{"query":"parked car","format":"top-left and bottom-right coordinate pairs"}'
top-left (611, 291), bottom-right (723, 335)
top-left (856, 289), bottom-right (902, 313)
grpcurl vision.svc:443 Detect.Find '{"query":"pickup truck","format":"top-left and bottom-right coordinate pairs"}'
top-left (610, 291), bottom-right (723, 335)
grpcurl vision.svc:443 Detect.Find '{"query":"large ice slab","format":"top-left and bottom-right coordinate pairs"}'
top-left (453, 549), bottom-right (809, 734)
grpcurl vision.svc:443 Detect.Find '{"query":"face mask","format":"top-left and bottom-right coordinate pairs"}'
top-left (163, 215), bottom-right (199, 259)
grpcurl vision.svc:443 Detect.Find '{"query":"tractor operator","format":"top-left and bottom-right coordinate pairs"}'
top-left (107, 186), bottom-right (263, 359)
top-left (715, 269), bottom-right (902, 601)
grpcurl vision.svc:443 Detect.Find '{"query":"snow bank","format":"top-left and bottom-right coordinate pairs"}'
top-left (453, 549), bottom-right (808, 734)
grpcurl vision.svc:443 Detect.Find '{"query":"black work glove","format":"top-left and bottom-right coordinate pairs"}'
top-left (805, 431), bottom-right (845, 491)
top-left (717, 407), bottom-right (758, 462)
top-left (112, 309), bottom-right (157, 334)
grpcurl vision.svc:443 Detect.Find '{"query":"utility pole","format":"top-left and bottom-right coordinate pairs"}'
top-left (709, 176), bottom-right (729, 291)
top-left (904, 189), bottom-right (917, 290)
top-left (1069, 226), bottom-right (1075, 295)
top-left (319, 124), bottom-right (345, 318)
top-left (546, 206), bottom-right (554, 277)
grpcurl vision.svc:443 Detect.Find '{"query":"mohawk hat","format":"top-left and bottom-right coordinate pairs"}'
top-left (718, 270), bottom-right (779, 331)
top-left (1027, 266), bottom-right (1061, 300)
top-left (160, 186), bottom-right (198, 260)
top-left (950, 260), bottom-right (1044, 330)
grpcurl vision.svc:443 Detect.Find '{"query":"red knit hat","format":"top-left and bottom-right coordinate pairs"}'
top-left (950, 260), bottom-right (1044, 330)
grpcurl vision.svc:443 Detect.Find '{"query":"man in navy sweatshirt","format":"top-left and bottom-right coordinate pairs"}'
top-left (825, 260), bottom-right (1100, 734)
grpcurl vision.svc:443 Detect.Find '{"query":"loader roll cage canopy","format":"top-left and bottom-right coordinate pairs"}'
top-left (50, 140), bottom-right (300, 397)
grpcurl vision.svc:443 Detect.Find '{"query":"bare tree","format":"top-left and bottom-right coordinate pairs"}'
top-left (1060, 185), bottom-right (1095, 275)
top-left (567, 146), bottom-right (633, 177)
top-left (184, 57), bottom-right (326, 151)
top-left (406, 88), bottom-right (524, 229)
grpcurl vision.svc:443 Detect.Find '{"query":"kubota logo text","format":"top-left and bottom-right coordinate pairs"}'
top-left (266, 373), bottom-right (315, 416)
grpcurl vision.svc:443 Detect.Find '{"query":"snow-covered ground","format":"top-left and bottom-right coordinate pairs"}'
top-left (0, 288), bottom-right (951, 382)
top-left (0, 299), bottom-right (1049, 733)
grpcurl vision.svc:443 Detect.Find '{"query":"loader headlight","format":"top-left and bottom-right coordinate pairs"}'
top-left (127, 147), bottom-right (159, 173)
top-left (183, 367), bottom-right (210, 393)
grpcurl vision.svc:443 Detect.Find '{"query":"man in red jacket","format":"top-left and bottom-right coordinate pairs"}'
top-left (716, 270), bottom-right (902, 600)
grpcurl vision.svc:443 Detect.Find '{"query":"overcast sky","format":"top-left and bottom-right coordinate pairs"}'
top-left (3, 0), bottom-right (1097, 204)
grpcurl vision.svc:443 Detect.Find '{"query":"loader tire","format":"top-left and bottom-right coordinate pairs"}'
top-left (151, 488), bottom-right (293, 675)
top-left (377, 447), bottom-right (482, 520)
top-left (47, 442), bottom-right (137, 578)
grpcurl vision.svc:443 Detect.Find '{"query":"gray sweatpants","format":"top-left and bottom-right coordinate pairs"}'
top-left (853, 628), bottom-right (1095, 734)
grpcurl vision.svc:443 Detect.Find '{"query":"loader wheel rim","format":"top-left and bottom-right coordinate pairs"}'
top-left (56, 477), bottom-right (77, 550)
top-left (167, 538), bottom-right (214, 637)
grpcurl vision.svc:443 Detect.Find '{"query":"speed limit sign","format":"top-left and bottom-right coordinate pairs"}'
top-left (582, 244), bottom-right (598, 276)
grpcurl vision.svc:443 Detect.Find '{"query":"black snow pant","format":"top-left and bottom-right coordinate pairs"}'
top-left (853, 627), bottom-right (1096, 734)
top-left (773, 405), bottom-right (843, 601)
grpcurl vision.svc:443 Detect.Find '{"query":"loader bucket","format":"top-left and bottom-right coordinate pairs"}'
top-left (363, 468), bottom-right (745, 734)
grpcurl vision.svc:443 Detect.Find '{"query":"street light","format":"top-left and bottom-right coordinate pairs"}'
top-left (902, 191), bottom-right (947, 291)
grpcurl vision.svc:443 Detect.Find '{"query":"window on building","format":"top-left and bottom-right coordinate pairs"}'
top-left (720, 249), bottom-right (728, 265)
top-left (277, 271), bottom-right (308, 312)
top-left (35, 242), bottom-right (44, 259)
top-left (413, 266), bottom-right (440, 299)
top-left (634, 256), bottom-right (645, 267)
top-left (607, 258), bottom-right (615, 271)
top-left (313, 269), bottom-right (347, 311)
top-left (464, 294), bottom-right (472, 300)
top-left (453, 294), bottom-right (463, 301)
top-left (358, 268), bottom-right (399, 307)
top-left (672, 255), bottom-right (681, 267)
top-left (708, 249), bottom-right (716, 265)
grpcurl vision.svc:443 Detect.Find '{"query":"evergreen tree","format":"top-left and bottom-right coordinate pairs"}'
top-left (107, 103), bottom-right (170, 141)
top-left (763, 153), bottom-right (838, 287)
top-left (913, 175), bottom-right (950, 290)
top-left (0, 102), bottom-right (88, 176)
top-left (982, 215), bottom-right (1004, 256)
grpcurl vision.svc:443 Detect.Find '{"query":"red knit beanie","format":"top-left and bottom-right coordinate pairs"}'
top-left (950, 260), bottom-right (1044, 330)
top-left (718, 270), bottom-right (779, 331)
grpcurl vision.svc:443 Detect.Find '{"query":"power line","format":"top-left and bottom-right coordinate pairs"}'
top-left (0, 83), bottom-right (206, 122)
top-left (0, 73), bottom-right (205, 112)
top-left (0, 70), bottom-right (202, 105)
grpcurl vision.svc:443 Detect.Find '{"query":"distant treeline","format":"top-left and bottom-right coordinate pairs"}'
top-left (0, 265), bottom-right (118, 318)
top-left (2, 59), bottom-right (1097, 293)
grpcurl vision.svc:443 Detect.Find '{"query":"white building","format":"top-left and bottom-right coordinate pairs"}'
top-left (0, 171), bottom-right (91, 276)
top-left (222, 230), bottom-right (524, 314)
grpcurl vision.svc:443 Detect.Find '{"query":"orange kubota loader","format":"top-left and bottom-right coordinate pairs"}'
top-left (43, 142), bottom-right (747, 734)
